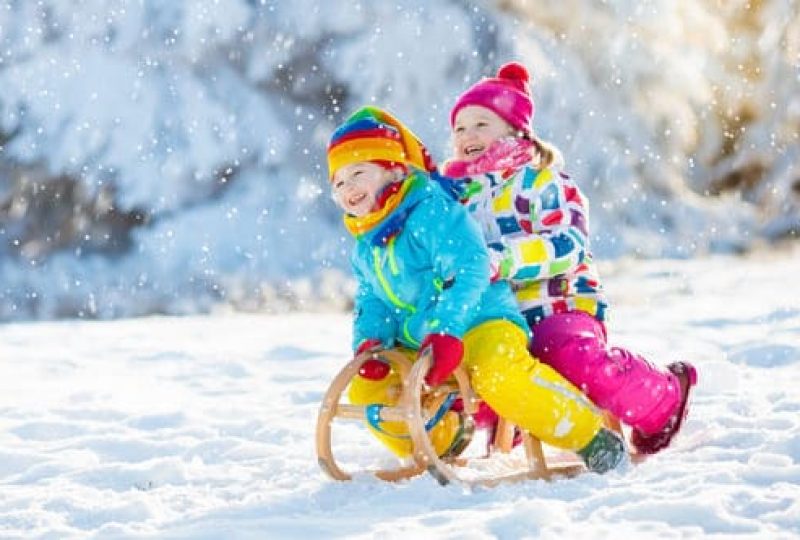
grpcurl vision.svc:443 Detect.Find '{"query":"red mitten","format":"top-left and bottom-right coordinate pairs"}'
top-left (419, 333), bottom-right (464, 386)
top-left (359, 359), bottom-right (391, 380)
top-left (355, 338), bottom-right (382, 357)
top-left (355, 339), bottom-right (390, 381)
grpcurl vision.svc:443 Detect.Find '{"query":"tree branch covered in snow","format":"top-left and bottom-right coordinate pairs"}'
top-left (0, 0), bottom-right (797, 320)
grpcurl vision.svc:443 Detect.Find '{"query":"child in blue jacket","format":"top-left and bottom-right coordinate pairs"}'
top-left (327, 106), bottom-right (624, 473)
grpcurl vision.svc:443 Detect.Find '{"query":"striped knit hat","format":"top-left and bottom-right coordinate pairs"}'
top-left (327, 106), bottom-right (435, 179)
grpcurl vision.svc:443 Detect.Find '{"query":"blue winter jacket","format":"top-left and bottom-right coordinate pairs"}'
top-left (349, 170), bottom-right (528, 350)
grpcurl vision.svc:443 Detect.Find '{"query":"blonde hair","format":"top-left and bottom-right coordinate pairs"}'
top-left (530, 133), bottom-right (564, 170)
top-left (515, 128), bottom-right (564, 171)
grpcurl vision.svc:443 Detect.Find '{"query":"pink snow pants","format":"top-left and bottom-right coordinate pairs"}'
top-left (529, 310), bottom-right (680, 435)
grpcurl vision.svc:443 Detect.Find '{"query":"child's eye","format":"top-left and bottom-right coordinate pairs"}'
top-left (455, 126), bottom-right (465, 133)
top-left (334, 181), bottom-right (344, 189)
top-left (353, 170), bottom-right (362, 177)
top-left (477, 121), bottom-right (488, 128)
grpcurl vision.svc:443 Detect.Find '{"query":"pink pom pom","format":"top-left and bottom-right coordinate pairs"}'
top-left (497, 62), bottom-right (530, 83)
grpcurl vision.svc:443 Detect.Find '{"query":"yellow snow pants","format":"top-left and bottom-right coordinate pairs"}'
top-left (347, 319), bottom-right (603, 457)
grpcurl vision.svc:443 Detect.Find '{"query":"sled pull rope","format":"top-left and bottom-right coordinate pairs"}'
top-left (365, 392), bottom-right (458, 439)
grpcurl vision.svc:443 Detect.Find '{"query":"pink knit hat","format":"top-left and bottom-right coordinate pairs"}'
top-left (450, 62), bottom-right (534, 136)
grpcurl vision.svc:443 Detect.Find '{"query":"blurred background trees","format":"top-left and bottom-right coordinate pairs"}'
top-left (0, 0), bottom-right (797, 320)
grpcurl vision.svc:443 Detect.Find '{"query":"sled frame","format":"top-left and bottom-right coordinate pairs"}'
top-left (316, 349), bottom-right (621, 487)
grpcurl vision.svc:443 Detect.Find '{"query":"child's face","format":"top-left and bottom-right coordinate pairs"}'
top-left (332, 162), bottom-right (397, 217)
top-left (452, 106), bottom-right (515, 161)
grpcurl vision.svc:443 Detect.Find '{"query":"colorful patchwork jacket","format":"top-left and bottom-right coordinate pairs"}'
top-left (443, 140), bottom-right (608, 327)
top-left (346, 170), bottom-right (528, 351)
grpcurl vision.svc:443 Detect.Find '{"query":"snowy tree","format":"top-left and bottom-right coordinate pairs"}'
top-left (0, 0), bottom-right (796, 320)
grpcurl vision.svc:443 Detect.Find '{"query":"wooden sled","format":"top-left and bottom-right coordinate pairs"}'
top-left (316, 349), bottom-right (626, 487)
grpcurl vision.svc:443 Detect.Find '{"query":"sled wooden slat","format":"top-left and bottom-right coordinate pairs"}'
top-left (523, 431), bottom-right (547, 477)
top-left (333, 404), bottom-right (407, 423)
top-left (373, 463), bottom-right (426, 482)
top-left (523, 433), bottom-right (585, 480)
top-left (494, 418), bottom-right (516, 454)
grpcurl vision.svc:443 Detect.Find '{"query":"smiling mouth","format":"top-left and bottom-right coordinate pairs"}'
top-left (348, 193), bottom-right (366, 207)
top-left (464, 144), bottom-right (485, 157)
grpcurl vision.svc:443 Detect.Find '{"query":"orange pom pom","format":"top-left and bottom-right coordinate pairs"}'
top-left (497, 62), bottom-right (530, 83)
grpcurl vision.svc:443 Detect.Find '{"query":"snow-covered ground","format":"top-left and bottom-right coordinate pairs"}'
top-left (1, 247), bottom-right (799, 539)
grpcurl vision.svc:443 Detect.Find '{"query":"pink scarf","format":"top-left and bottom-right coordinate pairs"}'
top-left (442, 137), bottom-right (535, 177)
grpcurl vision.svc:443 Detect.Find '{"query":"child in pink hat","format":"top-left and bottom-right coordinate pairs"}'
top-left (443, 62), bottom-right (698, 455)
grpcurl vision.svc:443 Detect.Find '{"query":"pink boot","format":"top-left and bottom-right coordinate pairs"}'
top-left (630, 361), bottom-right (698, 454)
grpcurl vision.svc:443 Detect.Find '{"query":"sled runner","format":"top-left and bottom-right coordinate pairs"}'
top-left (316, 348), bottom-right (625, 487)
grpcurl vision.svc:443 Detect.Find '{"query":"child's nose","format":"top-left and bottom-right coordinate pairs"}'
top-left (342, 181), bottom-right (359, 196)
